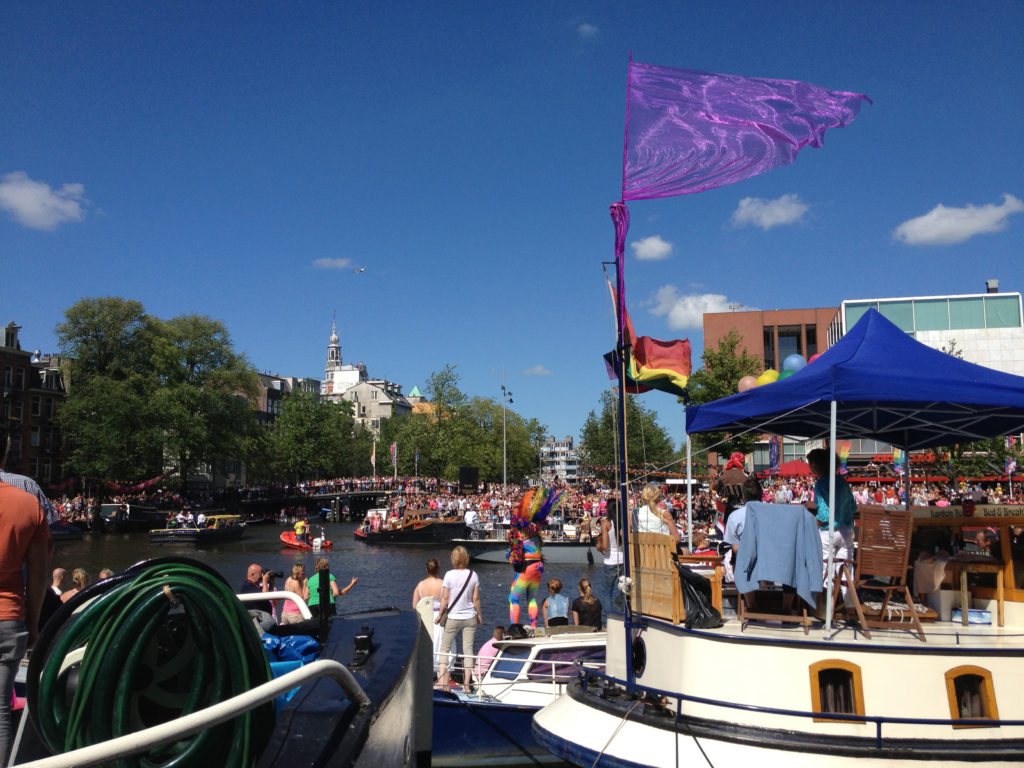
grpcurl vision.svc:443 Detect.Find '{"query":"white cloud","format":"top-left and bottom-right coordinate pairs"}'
top-left (312, 257), bottom-right (353, 270)
top-left (577, 22), bottom-right (599, 39)
top-left (893, 194), bottom-right (1024, 246)
top-left (0, 171), bottom-right (86, 230)
top-left (730, 194), bottom-right (809, 230)
top-left (649, 285), bottom-right (758, 330)
top-left (524, 365), bottom-right (552, 376)
top-left (630, 234), bottom-right (672, 261)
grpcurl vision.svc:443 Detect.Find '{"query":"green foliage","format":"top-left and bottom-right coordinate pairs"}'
top-left (266, 391), bottom-right (357, 481)
top-left (685, 329), bottom-right (761, 463)
top-left (578, 390), bottom-right (675, 481)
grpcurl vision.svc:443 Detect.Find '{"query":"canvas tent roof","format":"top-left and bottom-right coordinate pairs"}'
top-left (685, 309), bottom-right (1024, 450)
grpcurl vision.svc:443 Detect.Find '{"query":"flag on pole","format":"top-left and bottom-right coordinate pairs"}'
top-left (622, 62), bottom-right (870, 201)
top-left (768, 436), bottom-right (780, 474)
top-left (604, 277), bottom-right (691, 397)
top-left (390, 442), bottom-right (397, 465)
top-left (370, 442), bottom-right (376, 472)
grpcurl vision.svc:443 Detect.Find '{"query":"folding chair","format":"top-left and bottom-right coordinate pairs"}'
top-left (842, 506), bottom-right (925, 641)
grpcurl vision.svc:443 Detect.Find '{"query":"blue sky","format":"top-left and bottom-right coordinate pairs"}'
top-left (3, 2), bottom-right (1022, 448)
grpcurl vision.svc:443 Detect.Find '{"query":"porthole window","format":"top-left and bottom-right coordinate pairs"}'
top-left (945, 666), bottom-right (999, 728)
top-left (810, 660), bottom-right (864, 723)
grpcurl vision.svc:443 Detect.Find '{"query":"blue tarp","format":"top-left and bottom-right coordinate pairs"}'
top-left (685, 309), bottom-right (1024, 450)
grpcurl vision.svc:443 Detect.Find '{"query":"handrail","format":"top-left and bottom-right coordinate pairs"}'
top-left (238, 589), bottom-right (312, 619)
top-left (14, 660), bottom-right (369, 768)
top-left (577, 664), bottom-right (1024, 747)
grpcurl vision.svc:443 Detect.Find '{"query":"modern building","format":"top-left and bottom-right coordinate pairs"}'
top-left (319, 320), bottom-right (411, 435)
top-left (703, 306), bottom-right (837, 371)
top-left (1, 322), bottom-right (68, 484)
top-left (701, 281), bottom-right (1024, 474)
top-left (833, 282), bottom-right (1024, 377)
top-left (540, 435), bottom-right (580, 485)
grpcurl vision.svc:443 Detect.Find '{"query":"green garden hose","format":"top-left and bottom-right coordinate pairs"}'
top-left (29, 558), bottom-right (274, 768)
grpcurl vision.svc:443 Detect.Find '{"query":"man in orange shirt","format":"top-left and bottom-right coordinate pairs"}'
top-left (0, 427), bottom-right (52, 763)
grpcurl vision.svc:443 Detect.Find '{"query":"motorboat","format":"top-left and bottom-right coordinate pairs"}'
top-left (280, 528), bottom-right (333, 550)
top-left (149, 514), bottom-right (246, 544)
top-left (11, 556), bottom-right (432, 767)
top-left (456, 537), bottom-right (598, 565)
top-left (431, 627), bottom-right (605, 767)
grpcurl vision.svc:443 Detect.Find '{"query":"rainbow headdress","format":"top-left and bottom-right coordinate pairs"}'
top-left (506, 485), bottom-right (568, 566)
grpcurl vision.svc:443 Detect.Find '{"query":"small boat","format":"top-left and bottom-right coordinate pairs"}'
top-left (148, 514), bottom-right (246, 544)
top-left (432, 627), bottom-right (605, 767)
top-left (280, 529), bottom-right (333, 550)
top-left (13, 556), bottom-right (432, 767)
top-left (354, 509), bottom-right (469, 544)
top-left (456, 538), bottom-right (598, 565)
top-left (100, 502), bottom-right (169, 533)
top-left (49, 521), bottom-right (85, 542)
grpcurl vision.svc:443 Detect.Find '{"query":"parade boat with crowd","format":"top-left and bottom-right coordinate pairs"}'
top-left (534, 62), bottom-right (1024, 767)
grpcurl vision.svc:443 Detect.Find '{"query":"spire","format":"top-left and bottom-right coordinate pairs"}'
top-left (325, 312), bottom-right (342, 371)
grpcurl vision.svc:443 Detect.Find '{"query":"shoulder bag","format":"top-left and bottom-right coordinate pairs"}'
top-left (438, 570), bottom-right (473, 628)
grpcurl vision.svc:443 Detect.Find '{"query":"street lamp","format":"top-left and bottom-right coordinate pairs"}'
top-left (501, 370), bottom-right (513, 491)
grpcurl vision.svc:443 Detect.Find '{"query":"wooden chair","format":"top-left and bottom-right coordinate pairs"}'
top-left (841, 506), bottom-right (925, 641)
top-left (738, 585), bottom-right (815, 634)
top-left (631, 532), bottom-right (684, 624)
top-left (631, 533), bottom-right (724, 625)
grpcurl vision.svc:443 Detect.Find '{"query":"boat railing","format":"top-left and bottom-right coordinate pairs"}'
top-left (13, 660), bottom-right (370, 768)
top-left (466, 648), bottom-right (605, 699)
top-left (238, 590), bottom-right (313, 620)
top-left (576, 664), bottom-right (1024, 747)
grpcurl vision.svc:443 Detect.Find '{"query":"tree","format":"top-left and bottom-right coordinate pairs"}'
top-left (685, 329), bottom-right (762, 465)
top-left (578, 390), bottom-right (675, 482)
top-left (421, 365), bottom-right (474, 482)
top-left (267, 391), bottom-right (356, 481)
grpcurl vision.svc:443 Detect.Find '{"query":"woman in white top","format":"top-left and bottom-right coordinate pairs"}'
top-left (435, 545), bottom-right (482, 689)
top-left (411, 558), bottom-right (444, 674)
top-left (634, 483), bottom-right (681, 544)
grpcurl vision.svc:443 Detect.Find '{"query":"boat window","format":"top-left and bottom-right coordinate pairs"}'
top-left (944, 666), bottom-right (999, 727)
top-left (526, 647), bottom-right (605, 682)
top-left (489, 645), bottom-right (532, 680)
top-left (809, 660), bottom-right (864, 723)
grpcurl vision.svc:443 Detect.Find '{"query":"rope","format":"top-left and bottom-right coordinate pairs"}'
top-left (29, 558), bottom-right (274, 768)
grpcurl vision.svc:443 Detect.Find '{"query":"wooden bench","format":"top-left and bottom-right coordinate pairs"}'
top-left (631, 532), bottom-right (723, 624)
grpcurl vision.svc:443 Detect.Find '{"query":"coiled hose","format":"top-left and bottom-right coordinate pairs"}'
top-left (28, 557), bottom-right (274, 768)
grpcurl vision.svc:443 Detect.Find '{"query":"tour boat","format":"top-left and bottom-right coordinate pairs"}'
top-left (354, 509), bottom-right (469, 544)
top-left (431, 627), bottom-right (605, 767)
top-left (12, 556), bottom-right (431, 767)
top-left (149, 514), bottom-right (246, 544)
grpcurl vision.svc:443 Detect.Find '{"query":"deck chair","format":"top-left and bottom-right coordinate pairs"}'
top-left (841, 506), bottom-right (925, 642)
top-left (631, 532), bottom-right (685, 624)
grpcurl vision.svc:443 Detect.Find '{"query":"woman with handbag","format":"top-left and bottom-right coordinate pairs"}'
top-left (435, 545), bottom-right (481, 689)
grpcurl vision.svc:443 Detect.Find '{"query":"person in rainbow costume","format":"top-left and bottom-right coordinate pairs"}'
top-left (506, 485), bottom-right (567, 627)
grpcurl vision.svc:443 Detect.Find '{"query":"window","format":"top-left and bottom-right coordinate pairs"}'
top-left (878, 300), bottom-right (914, 331)
top-left (809, 660), bottom-right (864, 722)
top-left (31, 395), bottom-right (41, 417)
top-left (845, 302), bottom-right (875, 329)
top-left (945, 666), bottom-right (999, 726)
top-left (914, 299), bottom-right (949, 331)
top-left (527, 647), bottom-right (606, 682)
top-left (778, 325), bottom-right (802, 362)
top-left (762, 326), bottom-right (776, 370)
top-left (985, 295), bottom-right (1022, 328)
top-left (949, 297), bottom-right (985, 330)
top-left (805, 325), bottom-right (818, 358)
top-left (13, 368), bottom-right (24, 389)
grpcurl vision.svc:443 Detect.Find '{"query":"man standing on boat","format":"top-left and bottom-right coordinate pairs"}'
top-left (0, 427), bottom-right (51, 764)
top-left (711, 452), bottom-right (750, 525)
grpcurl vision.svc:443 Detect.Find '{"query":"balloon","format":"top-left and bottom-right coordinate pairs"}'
top-left (782, 354), bottom-right (807, 373)
top-left (778, 369), bottom-right (794, 380)
top-left (755, 369), bottom-right (779, 386)
top-left (807, 353), bottom-right (821, 364)
top-left (737, 375), bottom-right (757, 393)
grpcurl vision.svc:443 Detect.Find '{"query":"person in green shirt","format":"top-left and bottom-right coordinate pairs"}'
top-left (302, 557), bottom-right (357, 618)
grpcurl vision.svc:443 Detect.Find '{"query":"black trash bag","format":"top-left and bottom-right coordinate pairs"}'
top-left (677, 563), bottom-right (723, 629)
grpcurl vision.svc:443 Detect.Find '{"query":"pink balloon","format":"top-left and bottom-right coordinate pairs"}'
top-left (808, 353), bottom-right (821, 364)
top-left (737, 375), bottom-right (757, 393)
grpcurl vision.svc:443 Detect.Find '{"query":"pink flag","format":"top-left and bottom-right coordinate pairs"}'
top-left (623, 62), bottom-right (870, 200)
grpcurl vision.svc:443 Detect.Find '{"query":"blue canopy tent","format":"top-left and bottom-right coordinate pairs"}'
top-left (685, 308), bottom-right (1024, 633)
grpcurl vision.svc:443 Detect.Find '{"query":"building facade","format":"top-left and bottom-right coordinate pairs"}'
top-left (1, 322), bottom-right (68, 484)
top-left (703, 306), bottom-right (837, 371)
top-left (540, 435), bottom-right (580, 485)
top-left (318, 320), bottom-right (411, 435)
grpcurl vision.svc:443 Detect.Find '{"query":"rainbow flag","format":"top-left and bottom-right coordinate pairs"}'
top-left (604, 278), bottom-right (691, 398)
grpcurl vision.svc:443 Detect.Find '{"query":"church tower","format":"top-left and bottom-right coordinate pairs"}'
top-left (325, 314), bottom-right (342, 374)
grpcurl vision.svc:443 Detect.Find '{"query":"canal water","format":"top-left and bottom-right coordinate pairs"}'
top-left (52, 521), bottom-right (602, 653)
